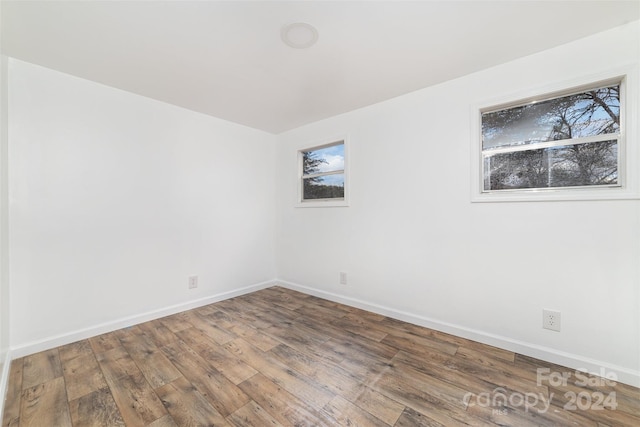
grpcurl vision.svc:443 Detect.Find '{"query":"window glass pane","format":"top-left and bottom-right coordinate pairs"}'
top-left (483, 140), bottom-right (618, 191)
top-left (482, 85), bottom-right (619, 149)
top-left (303, 174), bottom-right (345, 200)
top-left (302, 143), bottom-right (344, 176)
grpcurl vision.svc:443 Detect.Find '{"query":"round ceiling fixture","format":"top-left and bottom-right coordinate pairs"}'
top-left (281, 22), bottom-right (319, 49)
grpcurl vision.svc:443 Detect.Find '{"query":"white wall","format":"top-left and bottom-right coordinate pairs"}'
top-left (276, 22), bottom-right (640, 385)
top-left (0, 54), bottom-right (10, 427)
top-left (8, 59), bottom-right (277, 351)
top-left (0, 2), bottom-right (10, 417)
top-left (0, 54), bottom-right (8, 369)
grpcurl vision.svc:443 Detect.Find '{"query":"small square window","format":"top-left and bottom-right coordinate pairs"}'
top-left (298, 140), bottom-right (348, 207)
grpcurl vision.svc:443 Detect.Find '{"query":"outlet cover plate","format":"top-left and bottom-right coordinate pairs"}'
top-left (543, 309), bottom-right (561, 332)
top-left (188, 275), bottom-right (198, 289)
top-left (339, 272), bottom-right (347, 285)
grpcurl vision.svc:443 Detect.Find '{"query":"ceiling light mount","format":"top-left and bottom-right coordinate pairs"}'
top-left (281, 22), bottom-right (318, 49)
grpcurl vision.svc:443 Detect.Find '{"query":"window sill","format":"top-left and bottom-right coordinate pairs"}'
top-left (295, 199), bottom-right (349, 208)
top-left (471, 186), bottom-right (639, 203)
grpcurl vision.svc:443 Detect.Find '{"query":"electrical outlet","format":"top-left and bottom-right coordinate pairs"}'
top-left (543, 309), bottom-right (561, 332)
top-left (188, 275), bottom-right (198, 289)
top-left (339, 272), bottom-right (347, 285)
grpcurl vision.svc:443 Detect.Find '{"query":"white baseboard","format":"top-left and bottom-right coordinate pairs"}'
top-left (0, 349), bottom-right (12, 424)
top-left (277, 280), bottom-right (640, 388)
top-left (10, 279), bottom-right (276, 359)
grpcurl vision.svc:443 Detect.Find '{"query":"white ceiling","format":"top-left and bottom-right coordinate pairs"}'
top-left (2, 1), bottom-right (639, 134)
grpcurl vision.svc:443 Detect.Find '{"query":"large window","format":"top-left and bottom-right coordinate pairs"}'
top-left (298, 140), bottom-right (347, 206)
top-left (482, 83), bottom-right (621, 192)
top-left (472, 70), bottom-right (639, 202)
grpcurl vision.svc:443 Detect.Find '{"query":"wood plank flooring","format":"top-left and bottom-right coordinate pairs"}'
top-left (3, 286), bottom-right (639, 426)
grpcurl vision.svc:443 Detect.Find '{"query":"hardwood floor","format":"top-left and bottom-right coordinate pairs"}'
top-left (3, 286), bottom-right (639, 426)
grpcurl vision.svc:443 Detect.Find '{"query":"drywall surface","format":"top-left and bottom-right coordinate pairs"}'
top-left (0, 51), bottom-right (10, 420)
top-left (8, 59), bottom-right (277, 349)
top-left (276, 22), bottom-right (640, 383)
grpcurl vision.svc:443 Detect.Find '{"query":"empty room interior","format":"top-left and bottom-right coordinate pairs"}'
top-left (0, 1), bottom-right (639, 426)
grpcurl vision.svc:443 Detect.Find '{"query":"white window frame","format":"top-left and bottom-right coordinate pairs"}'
top-left (296, 136), bottom-right (349, 208)
top-left (471, 66), bottom-right (639, 203)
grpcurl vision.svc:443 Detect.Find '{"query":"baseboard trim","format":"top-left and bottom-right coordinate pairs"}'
top-left (11, 279), bottom-right (276, 359)
top-left (277, 280), bottom-right (640, 388)
top-left (0, 349), bottom-right (12, 424)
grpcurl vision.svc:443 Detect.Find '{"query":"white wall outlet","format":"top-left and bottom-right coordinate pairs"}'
top-left (339, 272), bottom-right (347, 285)
top-left (543, 309), bottom-right (561, 332)
top-left (188, 275), bottom-right (198, 289)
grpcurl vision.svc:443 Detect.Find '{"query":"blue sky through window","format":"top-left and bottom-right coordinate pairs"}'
top-left (307, 143), bottom-right (344, 187)
top-left (313, 144), bottom-right (344, 172)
